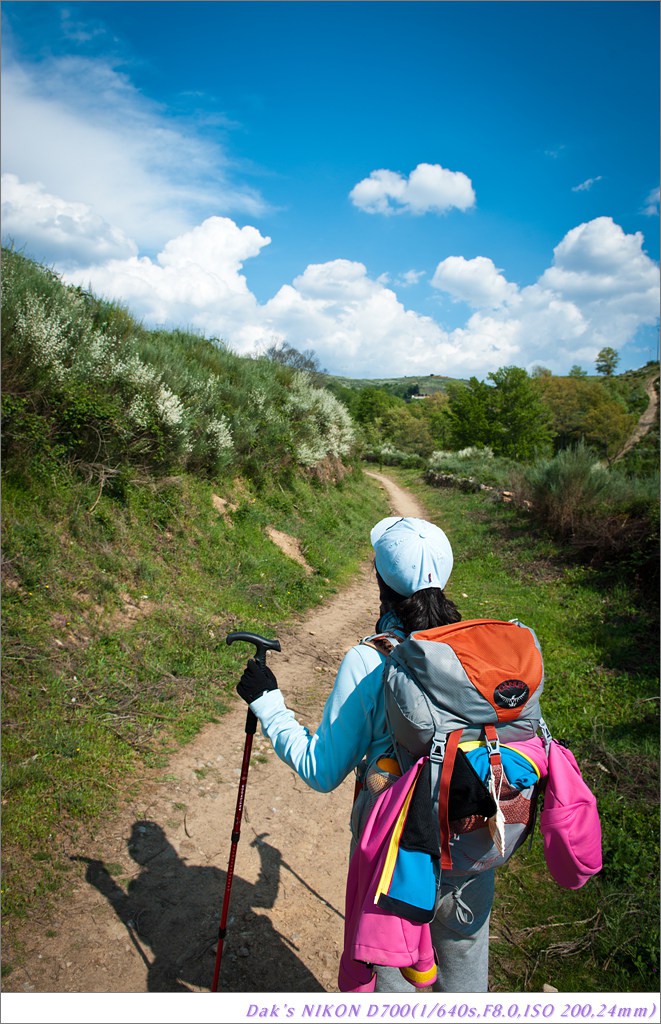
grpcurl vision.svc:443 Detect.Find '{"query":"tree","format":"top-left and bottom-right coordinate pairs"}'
top-left (534, 374), bottom-right (636, 458)
top-left (265, 342), bottom-right (325, 377)
top-left (411, 392), bottom-right (452, 449)
top-left (486, 366), bottom-right (553, 460)
top-left (378, 405), bottom-right (435, 457)
top-left (595, 346), bottom-right (620, 377)
top-left (446, 377), bottom-right (492, 451)
top-left (448, 369), bottom-right (552, 460)
top-left (568, 365), bottom-right (588, 378)
top-left (350, 386), bottom-right (403, 425)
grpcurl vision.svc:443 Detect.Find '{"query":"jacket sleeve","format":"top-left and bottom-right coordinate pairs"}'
top-left (249, 644), bottom-right (389, 793)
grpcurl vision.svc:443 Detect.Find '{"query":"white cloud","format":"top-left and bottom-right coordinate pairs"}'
top-left (1, 173), bottom-right (138, 266)
top-left (26, 204), bottom-right (661, 381)
top-left (66, 216), bottom-right (270, 330)
top-left (397, 270), bottom-right (426, 287)
top-left (535, 216), bottom-right (660, 351)
top-left (539, 217), bottom-right (659, 304)
top-left (431, 256), bottom-right (518, 309)
top-left (642, 186), bottom-right (660, 216)
top-left (1, 54), bottom-right (268, 255)
top-left (259, 260), bottom-right (461, 376)
top-left (349, 163), bottom-right (475, 216)
top-left (432, 217), bottom-right (659, 374)
top-left (571, 176), bottom-right (603, 192)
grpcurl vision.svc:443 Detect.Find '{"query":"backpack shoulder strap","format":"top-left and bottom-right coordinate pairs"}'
top-left (433, 729), bottom-right (463, 870)
top-left (360, 631), bottom-right (402, 657)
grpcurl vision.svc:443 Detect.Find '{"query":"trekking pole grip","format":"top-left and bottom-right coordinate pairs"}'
top-left (226, 631), bottom-right (282, 735)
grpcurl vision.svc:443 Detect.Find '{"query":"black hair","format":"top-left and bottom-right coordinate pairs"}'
top-left (376, 569), bottom-right (461, 634)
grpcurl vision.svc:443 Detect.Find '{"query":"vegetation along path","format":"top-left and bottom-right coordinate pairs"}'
top-left (5, 472), bottom-right (426, 996)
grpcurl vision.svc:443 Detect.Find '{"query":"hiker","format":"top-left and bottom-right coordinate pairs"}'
top-left (237, 514), bottom-right (503, 993)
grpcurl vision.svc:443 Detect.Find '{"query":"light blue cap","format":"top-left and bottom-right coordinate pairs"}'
top-left (370, 516), bottom-right (453, 597)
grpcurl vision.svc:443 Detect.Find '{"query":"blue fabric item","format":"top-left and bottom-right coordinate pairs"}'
top-left (381, 847), bottom-right (437, 918)
top-left (463, 746), bottom-right (539, 790)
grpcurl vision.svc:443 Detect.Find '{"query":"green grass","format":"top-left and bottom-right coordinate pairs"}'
top-left (391, 466), bottom-right (659, 992)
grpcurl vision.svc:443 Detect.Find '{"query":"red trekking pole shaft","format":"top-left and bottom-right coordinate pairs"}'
top-left (211, 632), bottom-right (280, 992)
top-left (211, 704), bottom-right (257, 992)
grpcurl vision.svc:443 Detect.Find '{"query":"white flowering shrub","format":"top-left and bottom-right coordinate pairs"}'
top-left (363, 443), bottom-right (424, 467)
top-left (156, 386), bottom-right (184, 428)
top-left (457, 446), bottom-right (494, 459)
top-left (428, 447), bottom-right (494, 471)
top-left (286, 372), bottom-right (355, 467)
top-left (206, 416), bottom-right (234, 457)
top-left (3, 249), bottom-right (357, 484)
top-left (14, 294), bottom-right (74, 382)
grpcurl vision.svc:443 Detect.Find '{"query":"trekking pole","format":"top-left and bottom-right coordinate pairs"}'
top-left (211, 630), bottom-right (281, 992)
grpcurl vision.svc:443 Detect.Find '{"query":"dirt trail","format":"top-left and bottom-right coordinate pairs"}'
top-left (612, 372), bottom-right (659, 463)
top-left (5, 472), bottom-right (426, 996)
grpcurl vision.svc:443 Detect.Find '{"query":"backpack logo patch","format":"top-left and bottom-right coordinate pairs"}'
top-left (493, 679), bottom-right (530, 709)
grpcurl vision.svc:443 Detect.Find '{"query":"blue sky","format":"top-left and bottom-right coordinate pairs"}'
top-left (2, 0), bottom-right (659, 379)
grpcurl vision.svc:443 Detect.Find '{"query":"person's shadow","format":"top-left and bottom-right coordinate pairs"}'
top-left (73, 821), bottom-right (326, 992)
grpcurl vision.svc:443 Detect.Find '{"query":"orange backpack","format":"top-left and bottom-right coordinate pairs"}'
top-left (369, 618), bottom-right (545, 874)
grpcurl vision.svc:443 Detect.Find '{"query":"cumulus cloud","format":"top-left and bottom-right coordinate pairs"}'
top-left (1, 173), bottom-right (138, 266)
top-left (434, 217), bottom-right (659, 374)
top-left (431, 256), bottom-right (518, 309)
top-left (535, 216), bottom-right (660, 350)
top-left (539, 217), bottom-right (659, 303)
top-left (50, 214), bottom-right (661, 380)
top-left (66, 216), bottom-right (270, 330)
top-left (1, 54), bottom-right (269, 255)
top-left (397, 269), bottom-right (426, 287)
top-left (349, 163), bottom-right (475, 216)
top-left (259, 260), bottom-right (461, 375)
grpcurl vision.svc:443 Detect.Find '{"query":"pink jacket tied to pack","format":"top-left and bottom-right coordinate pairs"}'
top-left (339, 758), bottom-right (437, 993)
top-left (510, 736), bottom-right (603, 889)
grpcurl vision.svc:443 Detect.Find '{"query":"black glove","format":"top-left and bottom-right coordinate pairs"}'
top-left (237, 658), bottom-right (279, 704)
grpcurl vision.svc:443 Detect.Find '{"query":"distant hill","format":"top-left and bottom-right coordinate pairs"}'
top-left (323, 361), bottom-right (659, 399)
top-left (322, 373), bottom-right (465, 397)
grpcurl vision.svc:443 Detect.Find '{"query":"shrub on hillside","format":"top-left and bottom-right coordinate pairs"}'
top-left (426, 447), bottom-right (520, 489)
top-left (362, 444), bottom-right (426, 469)
top-left (523, 442), bottom-right (659, 585)
top-left (1, 248), bottom-right (356, 485)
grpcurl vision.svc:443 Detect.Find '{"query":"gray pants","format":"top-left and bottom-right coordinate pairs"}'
top-left (374, 869), bottom-right (495, 993)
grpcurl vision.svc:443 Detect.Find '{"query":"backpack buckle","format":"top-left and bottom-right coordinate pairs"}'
top-left (484, 726), bottom-right (501, 765)
top-left (430, 736), bottom-right (446, 763)
top-left (485, 733), bottom-right (500, 757)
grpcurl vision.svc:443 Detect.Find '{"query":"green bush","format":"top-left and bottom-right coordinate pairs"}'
top-left (425, 447), bottom-right (521, 490)
top-left (523, 442), bottom-right (659, 587)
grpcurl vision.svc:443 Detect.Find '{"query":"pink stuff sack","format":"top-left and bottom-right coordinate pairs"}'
top-left (540, 740), bottom-right (602, 889)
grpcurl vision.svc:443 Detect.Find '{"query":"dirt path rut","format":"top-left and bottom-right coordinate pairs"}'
top-left (6, 473), bottom-right (426, 998)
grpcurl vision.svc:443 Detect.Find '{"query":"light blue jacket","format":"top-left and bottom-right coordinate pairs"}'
top-left (250, 613), bottom-right (403, 793)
